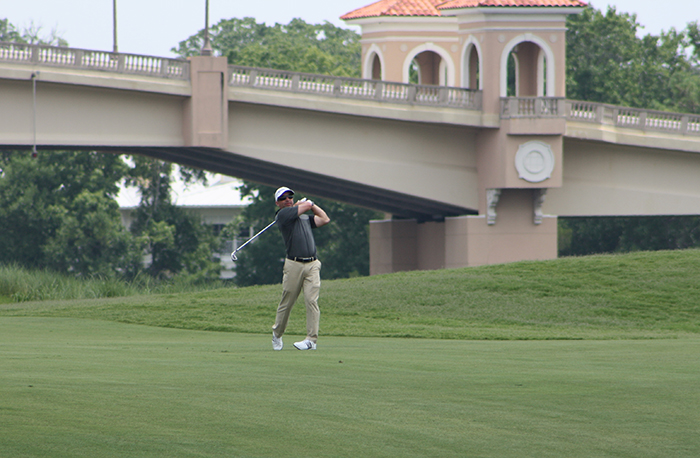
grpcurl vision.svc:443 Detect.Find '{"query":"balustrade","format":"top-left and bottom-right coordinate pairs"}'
top-left (566, 100), bottom-right (700, 136)
top-left (2, 42), bottom-right (698, 136)
top-left (0, 41), bottom-right (189, 79)
top-left (500, 97), bottom-right (565, 118)
top-left (227, 65), bottom-right (482, 110)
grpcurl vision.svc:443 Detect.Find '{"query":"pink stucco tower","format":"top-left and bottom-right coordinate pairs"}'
top-left (343, 0), bottom-right (586, 273)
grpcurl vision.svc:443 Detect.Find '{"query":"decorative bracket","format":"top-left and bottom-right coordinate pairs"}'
top-left (533, 189), bottom-right (547, 225)
top-left (486, 188), bottom-right (502, 225)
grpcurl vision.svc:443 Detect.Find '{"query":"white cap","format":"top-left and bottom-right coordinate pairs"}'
top-left (274, 186), bottom-right (294, 201)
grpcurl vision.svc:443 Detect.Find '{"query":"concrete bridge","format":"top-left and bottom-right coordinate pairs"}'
top-left (1, 41), bottom-right (699, 273)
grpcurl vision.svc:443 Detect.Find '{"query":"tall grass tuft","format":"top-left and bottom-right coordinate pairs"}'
top-left (0, 264), bottom-right (231, 303)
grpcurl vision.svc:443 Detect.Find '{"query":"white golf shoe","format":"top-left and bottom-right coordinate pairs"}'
top-left (293, 339), bottom-right (317, 351)
top-left (272, 332), bottom-right (283, 351)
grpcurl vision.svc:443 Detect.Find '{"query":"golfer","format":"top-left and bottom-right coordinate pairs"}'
top-left (271, 186), bottom-right (330, 351)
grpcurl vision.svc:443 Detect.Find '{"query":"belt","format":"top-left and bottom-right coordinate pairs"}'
top-left (288, 256), bottom-right (317, 263)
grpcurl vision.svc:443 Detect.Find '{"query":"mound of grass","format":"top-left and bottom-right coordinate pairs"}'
top-left (2, 250), bottom-right (699, 340)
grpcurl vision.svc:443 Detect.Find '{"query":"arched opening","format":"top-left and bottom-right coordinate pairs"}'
top-left (506, 41), bottom-right (546, 97)
top-left (507, 52), bottom-right (518, 97)
top-left (462, 44), bottom-right (480, 89)
top-left (412, 51), bottom-right (444, 86)
top-left (371, 53), bottom-right (382, 80)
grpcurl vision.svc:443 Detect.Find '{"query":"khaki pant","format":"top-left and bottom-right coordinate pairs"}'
top-left (272, 258), bottom-right (321, 343)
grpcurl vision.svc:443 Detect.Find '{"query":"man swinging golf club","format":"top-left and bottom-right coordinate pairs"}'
top-left (272, 186), bottom-right (330, 351)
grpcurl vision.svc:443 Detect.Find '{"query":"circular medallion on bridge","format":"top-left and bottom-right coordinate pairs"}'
top-left (515, 141), bottom-right (555, 182)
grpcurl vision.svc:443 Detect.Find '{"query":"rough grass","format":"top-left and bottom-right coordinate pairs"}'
top-left (2, 249), bottom-right (699, 340)
top-left (0, 264), bottom-right (229, 302)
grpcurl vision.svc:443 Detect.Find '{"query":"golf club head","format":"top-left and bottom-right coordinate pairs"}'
top-left (231, 252), bottom-right (238, 262)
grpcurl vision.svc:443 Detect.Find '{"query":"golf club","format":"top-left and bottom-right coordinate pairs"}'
top-left (230, 219), bottom-right (277, 261)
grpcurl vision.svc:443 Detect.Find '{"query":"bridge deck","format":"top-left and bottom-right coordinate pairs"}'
top-left (2, 42), bottom-right (700, 220)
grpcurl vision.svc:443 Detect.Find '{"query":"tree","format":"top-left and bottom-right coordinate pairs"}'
top-left (566, 7), bottom-right (700, 114)
top-left (224, 182), bottom-right (383, 286)
top-left (0, 150), bottom-right (141, 276)
top-left (172, 17), bottom-right (361, 77)
top-left (125, 156), bottom-right (221, 282)
top-left (559, 217), bottom-right (700, 256)
top-left (0, 18), bottom-right (22, 42)
top-left (0, 17), bottom-right (67, 46)
top-left (42, 189), bottom-right (142, 277)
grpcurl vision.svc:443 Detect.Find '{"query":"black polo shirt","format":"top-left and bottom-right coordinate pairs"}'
top-left (275, 206), bottom-right (317, 259)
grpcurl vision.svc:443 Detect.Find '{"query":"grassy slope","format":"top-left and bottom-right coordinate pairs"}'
top-left (2, 249), bottom-right (699, 340)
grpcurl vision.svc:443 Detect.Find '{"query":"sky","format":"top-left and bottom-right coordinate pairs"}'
top-left (1, 0), bottom-right (698, 58)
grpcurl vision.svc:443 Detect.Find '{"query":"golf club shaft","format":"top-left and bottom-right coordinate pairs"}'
top-left (231, 220), bottom-right (276, 260)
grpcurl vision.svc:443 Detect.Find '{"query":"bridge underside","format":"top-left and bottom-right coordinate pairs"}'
top-left (125, 146), bottom-right (475, 220)
top-left (19, 145), bottom-right (473, 221)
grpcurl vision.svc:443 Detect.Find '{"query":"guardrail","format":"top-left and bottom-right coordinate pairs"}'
top-left (567, 100), bottom-right (700, 136)
top-left (2, 42), bottom-right (698, 136)
top-left (228, 65), bottom-right (482, 110)
top-left (500, 97), bottom-right (565, 118)
top-left (0, 41), bottom-right (190, 80)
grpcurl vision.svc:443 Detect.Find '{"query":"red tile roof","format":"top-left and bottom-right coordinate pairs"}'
top-left (341, 0), bottom-right (586, 20)
top-left (341, 0), bottom-right (445, 20)
top-left (440, 0), bottom-right (586, 8)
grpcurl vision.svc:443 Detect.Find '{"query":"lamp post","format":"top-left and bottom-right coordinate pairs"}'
top-left (112, 0), bottom-right (118, 53)
top-left (201, 0), bottom-right (213, 56)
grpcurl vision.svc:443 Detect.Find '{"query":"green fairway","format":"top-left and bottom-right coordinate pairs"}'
top-left (1, 317), bottom-right (699, 458)
top-left (2, 251), bottom-right (700, 456)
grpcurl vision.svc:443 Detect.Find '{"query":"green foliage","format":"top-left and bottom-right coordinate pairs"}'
top-left (312, 199), bottom-right (383, 279)
top-left (0, 18), bottom-right (22, 42)
top-left (225, 182), bottom-right (383, 287)
top-left (0, 150), bottom-right (219, 282)
top-left (0, 150), bottom-right (137, 276)
top-left (43, 190), bottom-right (142, 277)
top-left (125, 156), bottom-right (220, 282)
top-left (566, 7), bottom-right (700, 113)
top-left (559, 216), bottom-right (700, 257)
top-left (0, 17), bottom-right (68, 46)
top-left (172, 17), bottom-right (361, 77)
top-left (0, 264), bottom-right (230, 303)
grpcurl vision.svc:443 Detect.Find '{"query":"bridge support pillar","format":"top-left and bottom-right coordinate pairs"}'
top-left (183, 56), bottom-right (229, 148)
top-left (369, 189), bottom-right (557, 274)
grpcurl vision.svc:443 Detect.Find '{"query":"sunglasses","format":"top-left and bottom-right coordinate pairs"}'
top-left (277, 194), bottom-right (294, 201)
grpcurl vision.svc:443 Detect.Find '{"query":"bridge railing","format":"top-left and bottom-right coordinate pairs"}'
top-left (0, 42), bottom-right (190, 80)
top-left (500, 97), bottom-right (566, 118)
top-left (228, 65), bottom-right (482, 110)
top-left (567, 100), bottom-right (700, 136)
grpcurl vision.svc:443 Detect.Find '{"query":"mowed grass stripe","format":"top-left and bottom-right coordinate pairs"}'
top-left (2, 250), bottom-right (699, 340)
top-left (1, 317), bottom-right (699, 458)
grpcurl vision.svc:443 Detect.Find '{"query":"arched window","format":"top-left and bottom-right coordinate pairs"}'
top-left (371, 54), bottom-right (382, 80)
top-left (500, 35), bottom-right (555, 97)
top-left (403, 44), bottom-right (455, 86)
top-left (413, 51), bottom-right (443, 86)
top-left (363, 45), bottom-right (385, 81)
top-left (461, 40), bottom-right (482, 90)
